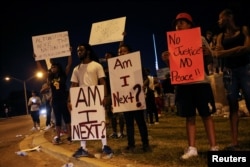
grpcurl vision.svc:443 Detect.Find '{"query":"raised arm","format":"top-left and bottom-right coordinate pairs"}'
top-left (65, 47), bottom-right (73, 76)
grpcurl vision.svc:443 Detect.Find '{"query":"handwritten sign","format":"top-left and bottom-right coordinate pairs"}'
top-left (166, 27), bottom-right (204, 84)
top-left (108, 51), bottom-right (146, 113)
top-left (70, 85), bottom-right (106, 141)
top-left (32, 31), bottom-right (71, 61)
top-left (89, 16), bottom-right (126, 45)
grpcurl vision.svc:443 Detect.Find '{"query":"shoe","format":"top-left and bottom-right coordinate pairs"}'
top-left (154, 122), bottom-right (159, 125)
top-left (118, 133), bottom-right (126, 139)
top-left (37, 127), bottom-right (40, 130)
top-left (224, 144), bottom-right (240, 151)
top-left (109, 133), bottom-right (118, 139)
top-left (67, 136), bottom-right (72, 144)
top-left (44, 125), bottom-right (51, 131)
top-left (122, 146), bottom-right (135, 154)
top-left (72, 147), bottom-right (89, 158)
top-left (181, 146), bottom-right (198, 160)
top-left (210, 146), bottom-right (219, 151)
top-left (102, 145), bottom-right (113, 159)
top-left (30, 127), bottom-right (36, 131)
top-left (52, 137), bottom-right (62, 145)
top-left (142, 145), bottom-right (150, 152)
top-left (103, 145), bottom-right (113, 154)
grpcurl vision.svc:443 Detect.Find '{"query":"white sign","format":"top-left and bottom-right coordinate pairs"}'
top-left (32, 31), bottom-right (71, 61)
top-left (89, 16), bottom-right (126, 45)
top-left (70, 85), bottom-right (106, 141)
top-left (108, 51), bottom-right (146, 113)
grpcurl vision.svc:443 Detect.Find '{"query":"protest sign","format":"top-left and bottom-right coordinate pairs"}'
top-left (108, 51), bottom-right (146, 113)
top-left (70, 85), bottom-right (106, 141)
top-left (166, 27), bottom-right (204, 84)
top-left (32, 31), bottom-right (71, 61)
top-left (89, 16), bottom-right (126, 45)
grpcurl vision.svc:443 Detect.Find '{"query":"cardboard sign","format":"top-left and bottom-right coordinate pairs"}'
top-left (108, 51), bottom-right (146, 113)
top-left (89, 17), bottom-right (126, 45)
top-left (32, 31), bottom-right (71, 61)
top-left (166, 27), bottom-right (204, 84)
top-left (70, 85), bottom-right (106, 141)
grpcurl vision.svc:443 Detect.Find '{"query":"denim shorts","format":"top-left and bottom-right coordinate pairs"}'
top-left (223, 64), bottom-right (250, 113)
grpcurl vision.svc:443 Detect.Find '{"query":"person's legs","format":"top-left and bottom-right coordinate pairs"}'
top-left (118, 113), bottom-right (125, 136)
top-left (224, 68), bottom-right (240, 147)
top-left (45, 101), bottom-right (52, 127)
top-left (186, 116), bottom-right (196, 147)
top-left (134, 110), bottom-right (149, 150)
top-left (124, 112), bottom-right (135, 148)
top-left (202, 116), bottom-right (217, 149)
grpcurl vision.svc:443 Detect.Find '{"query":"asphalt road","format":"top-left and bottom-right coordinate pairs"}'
top-left (0, 115), bottom-right (66, 167)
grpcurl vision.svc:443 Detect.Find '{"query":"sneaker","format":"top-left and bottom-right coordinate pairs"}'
top-left (109, 133), bottom-right (118, 139)
top-left (224, 144), bottom-right (240, 151)
top-left (102, 145), bottom-right (113, 159)
top-left (103, 145), bottom-right (113, 154)
top-left (37, 127), bottom-right (40, 131)
top-left (154, 122), bottom-right (159, 125)
top-left (30, 127), bottom-right (36, 131)
top-left (72, 147), bottom-right (89, 158)
top-left (122, 146), bottom-right (135, 154)
top-left (142, 144), bottom-right (150, 152)
top-left (52, 137), bottom-right (62, 145)
top-left (118, 133), bottom-right (126, 139)
top-left (210, 146), bottom-right (219, 151)
top-left (67, 136), bottom-right (72, 144)
top-left (181, 146), bottom-right (198, 160)
top-left (44, 125), bottom-right (51, 131)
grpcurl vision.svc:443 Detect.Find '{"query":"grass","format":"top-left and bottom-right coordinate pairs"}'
top-left (45, 111), bottom-right (250, 167)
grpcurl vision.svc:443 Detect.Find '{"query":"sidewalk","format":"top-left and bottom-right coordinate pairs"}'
top-left (19, 129), bottom-right (115, 167)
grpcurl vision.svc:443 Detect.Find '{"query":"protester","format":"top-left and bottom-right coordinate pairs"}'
top-left (118, 44), bottom-right (150, 153)
top-left (68, 43), bottom-right (113, 159)
top-left (28, 90), bottom-right (42, 131)
top-left (213, 9), bottom-right (250, 150)
top-left (169, 12), bottom-right (218, 159)
top-left (40, 81), bottom-right (52, 131)
top-left (34, 49), bottom-right (72, 144)
top-left (102, 52), bottom-right (126, 139)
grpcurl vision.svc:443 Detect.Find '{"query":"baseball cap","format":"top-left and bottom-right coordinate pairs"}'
top-left (172, 12), bottom-right (194, 27)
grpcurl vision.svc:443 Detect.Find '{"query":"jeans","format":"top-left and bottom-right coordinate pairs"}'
top-left (223, 64), bottom-right (250, 113)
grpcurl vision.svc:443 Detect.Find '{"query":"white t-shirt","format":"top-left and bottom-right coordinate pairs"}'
top-left (28, 96), bottom-right (41, 111)
top-left (70, 61), bottom-right (105, 86)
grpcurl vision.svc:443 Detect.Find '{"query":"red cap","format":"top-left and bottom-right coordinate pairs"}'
top-left (173, 12), bottom-right (193, 26)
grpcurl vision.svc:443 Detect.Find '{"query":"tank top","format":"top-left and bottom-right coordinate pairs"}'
top-left (221, 27), bottom-right (250, 68)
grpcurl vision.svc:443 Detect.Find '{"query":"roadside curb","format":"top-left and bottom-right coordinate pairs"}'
top-left (19, 131), bottom-right (115, 167)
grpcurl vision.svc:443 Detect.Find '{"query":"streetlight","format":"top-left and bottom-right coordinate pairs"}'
top-left (4, 72), bottom-right (43, 115)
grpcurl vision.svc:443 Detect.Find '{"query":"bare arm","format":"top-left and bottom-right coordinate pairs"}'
top-left (65, 47), bottom-right (73, 76)
top-left (213, 26), bottom-right (250, 58)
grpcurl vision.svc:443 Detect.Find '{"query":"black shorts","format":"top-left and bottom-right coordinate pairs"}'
top-left (175, 83), bottom-right (215, 117)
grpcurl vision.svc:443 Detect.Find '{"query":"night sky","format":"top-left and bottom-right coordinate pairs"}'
top-left (1, 1), bottom-right (249, 104)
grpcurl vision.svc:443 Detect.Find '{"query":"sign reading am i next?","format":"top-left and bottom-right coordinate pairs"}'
top-left (167, 27), bottom-right (205, 84)
top-left (70, 85), bottom-right (106, 141)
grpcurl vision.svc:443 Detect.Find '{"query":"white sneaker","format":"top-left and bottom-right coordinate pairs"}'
top-left (210, 146), bottom-right (219, 151)
top-left (44, 125), bottom-right (51, 131)
top-left (37, 127), bottom-right (40, 130)
top-left (30, 127), bottom-right (36, 131)
top-left (181, 146), bottom-right (198, 160)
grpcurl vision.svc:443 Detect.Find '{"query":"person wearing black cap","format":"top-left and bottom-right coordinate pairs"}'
top-left (213, 9), bottom-right (250, 151)
top-left (170, 12), bottom-right (218, 160)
